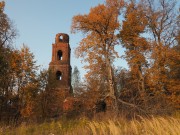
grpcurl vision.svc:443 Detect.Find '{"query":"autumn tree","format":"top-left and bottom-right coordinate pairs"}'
top-left (118, 0), bottom-right (179, 113)
top-left (0, 1), bottom-right (16, 97)
top-left (143, 0), bottom-right (178, 93)
top-left (119, 0), bottom-right (149, 96)
top-left (141, 0), bottom-right (179, 110)
top-left (71, 0), bottom-right (124, 111)
top-left (0, 1), bottom-right (17, 123)
top-left (9, 45), bottom-right (39, 121)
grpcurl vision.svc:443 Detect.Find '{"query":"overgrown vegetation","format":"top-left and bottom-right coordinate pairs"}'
top-left (0, 0), bottom-right (180, 134)
top-left (1, 115), bottom-right (180, 135)
top-left (70, 0), bottom-right (180, 117)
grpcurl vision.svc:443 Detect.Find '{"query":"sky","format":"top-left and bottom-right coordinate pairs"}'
top-left (3, 0), bottom-right (128, 79)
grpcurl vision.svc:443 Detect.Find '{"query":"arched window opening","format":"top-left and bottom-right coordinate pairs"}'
top-left (57, 50), bottom-right (63, 60)
top-left (56, 71), bottom-right (62, 80)
top-left (60, 35), bottom-right (63, 40)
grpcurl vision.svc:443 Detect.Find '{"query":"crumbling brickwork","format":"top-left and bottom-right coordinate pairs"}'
top-left (49, 33), bottom-right (72, 95)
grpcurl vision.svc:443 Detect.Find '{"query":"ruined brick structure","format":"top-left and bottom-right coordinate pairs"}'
top-left (49, 33), bottom-right (72, 95)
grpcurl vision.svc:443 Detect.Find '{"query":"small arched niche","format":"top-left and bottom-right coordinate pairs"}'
top-left (56, 71), bottom-right (62, 80)
top-left (57, 50), bottom-right (63, 60)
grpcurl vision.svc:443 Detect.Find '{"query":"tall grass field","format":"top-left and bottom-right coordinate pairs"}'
top-left (1, 116), bottom-right (180, 135)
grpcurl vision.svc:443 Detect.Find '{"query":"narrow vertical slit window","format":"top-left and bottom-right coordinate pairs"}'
top-left (56, 71), bottom-right (62, 80)
top-left (57, 50), bottom-right (63, 60)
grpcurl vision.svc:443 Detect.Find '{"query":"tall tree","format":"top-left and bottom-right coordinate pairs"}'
top-left (144, 0), bottom-right (178, 92)
top-left (118, 0), bottom-right (179, 112)
top-left (119, 1), bottom-right (149, 94)
top-left (0, 1), bottom-right (17, 93)
top-left (0, 1), bottom-right (17, 123)
top-left (18, 45), bottom-right (38, 119)
top-left (71, 0), bottom-right (124, 111)
top-left (5, 45), bottom-right (39, 121)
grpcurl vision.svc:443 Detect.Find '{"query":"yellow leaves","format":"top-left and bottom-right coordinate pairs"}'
top-left (120, 1), bottom-right (148, 45)
top-left (120, 1), bottom-right (150, 77)
top-left (72, 1), bottom-right (122, 99)
top-left (72, 2), bottom-right (119, 36)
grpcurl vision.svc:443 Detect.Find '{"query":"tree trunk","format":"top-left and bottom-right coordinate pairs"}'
top-left (106, 58), bottom-right (118, 113)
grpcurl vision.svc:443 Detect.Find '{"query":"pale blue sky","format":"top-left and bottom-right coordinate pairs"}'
top-left (3, 0), bottom-right (127, 79)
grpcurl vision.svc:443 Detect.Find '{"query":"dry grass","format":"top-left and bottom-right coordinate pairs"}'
top-left (1, 116), bottom-right (180, 135)
top-left (71, 116), bottom-right (180, 135)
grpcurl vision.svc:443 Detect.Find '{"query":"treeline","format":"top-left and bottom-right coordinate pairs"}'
top-left (0, 2), bottom-right (64, 125)
top-left (0, 0), bottom-right (179, 125)
top-left (71, 0), bottom-right (180, 117)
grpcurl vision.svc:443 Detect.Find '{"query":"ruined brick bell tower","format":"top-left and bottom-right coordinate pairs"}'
top-left (49, 33), bottom-right (72, 95)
